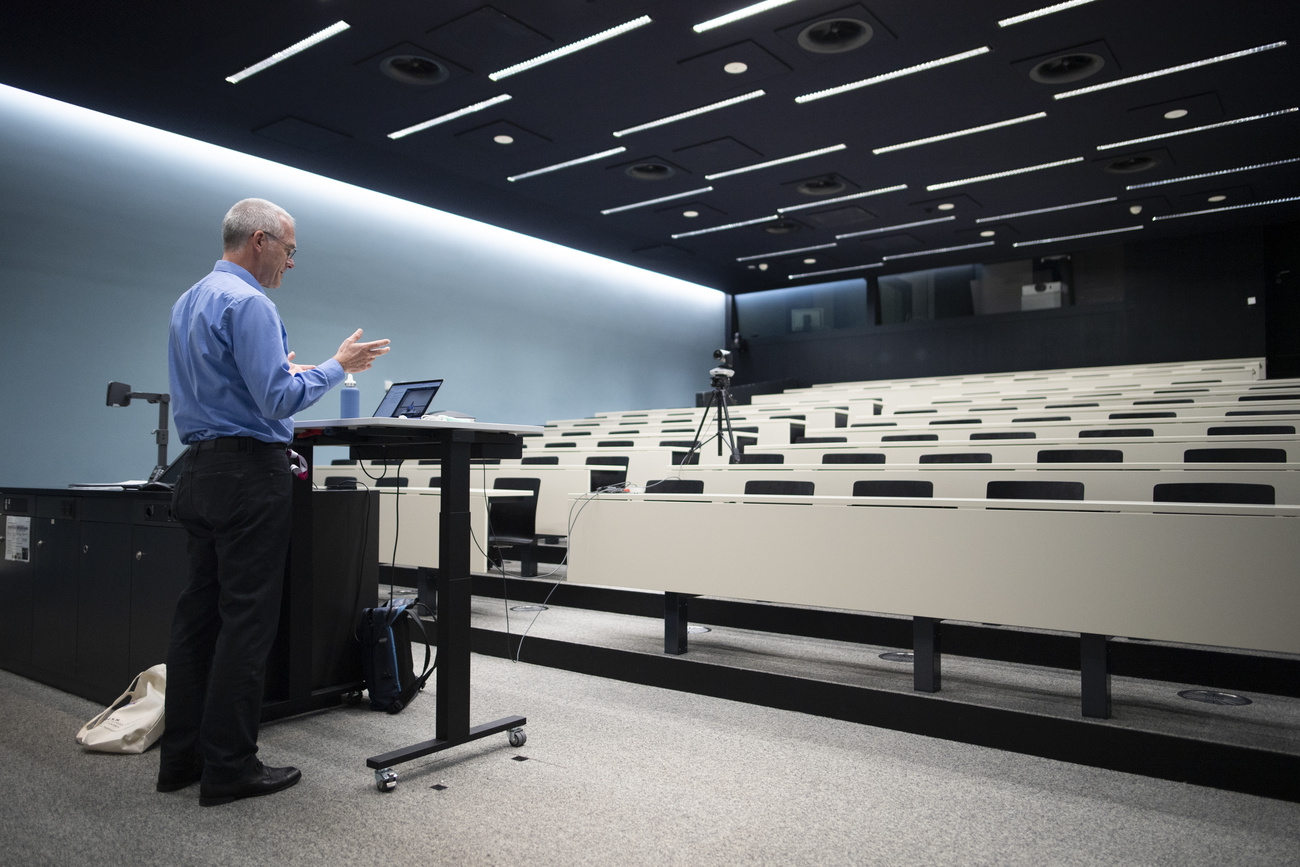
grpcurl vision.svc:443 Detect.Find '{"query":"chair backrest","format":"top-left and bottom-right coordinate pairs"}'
top-left (598, 440), bottom-right (635, 448)
top-left (1037, 449), bottom-right (1123, 463)
top-left (522, 455), bottom-right (560, 465)
top-left (744, 480), bottom-right (815, 496)
top-left (822, 452), bottom-right (884, 464)
top-left (645, 478), bottom-right (705, 494)
top-left (323, 476), bottom-right (358, 490)
top-left (374, 477), bottom-right (408, 487)
top-left (986, 480), bottom-right (1085, 501)
top-left (852, 480), bottom-right (933, 498)
top-left (490, 478), bottom-right (541, 538)
top-left (586, 456), bottom-right (630, 468)
top-left (739, 453), bottom-right (784, 464)
top-left (427, 477), bottom-right (441, 487)
top-left (796, 436), bottom-right (847, 444)
top-left (919, 453), bottom-right (991, 464)
top-left (1152, 483), bottom-right (1275, 505)
top-left (1207, 425), bottom-right (1295, 436)
top-left (544, 441), bottom-right (577, 448)
top-left (1183, 448), bottom-right (1287, 463)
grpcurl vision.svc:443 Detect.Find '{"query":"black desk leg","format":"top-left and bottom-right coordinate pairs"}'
top-left (1080, 633), bottom-right (1112, 719)
top-left (665, 592), bottom-right (690, 655)
top-left (913, 617), bottom-right (942, 693)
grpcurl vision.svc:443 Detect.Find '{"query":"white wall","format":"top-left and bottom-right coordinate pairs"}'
top-left (0, 84), bottom-right (725, 487)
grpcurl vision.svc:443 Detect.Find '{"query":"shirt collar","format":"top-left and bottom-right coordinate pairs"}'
top-left (213, 259), bottom-right (264, 292)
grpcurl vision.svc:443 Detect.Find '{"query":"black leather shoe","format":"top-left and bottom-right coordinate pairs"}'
top-left (199, 761), bottom-right (301, 807)
top-left (156, 768), bottom-right (203, 793)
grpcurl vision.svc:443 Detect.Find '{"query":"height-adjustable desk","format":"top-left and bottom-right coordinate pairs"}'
top-left (293, 417), bottom-right (542, 788)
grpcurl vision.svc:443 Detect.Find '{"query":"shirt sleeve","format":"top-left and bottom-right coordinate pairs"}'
top-left (227, 293), bottom-right (345, 420)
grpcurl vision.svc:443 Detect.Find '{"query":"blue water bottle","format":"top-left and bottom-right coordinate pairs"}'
top-left (340, 374), bottom-right (360, 418)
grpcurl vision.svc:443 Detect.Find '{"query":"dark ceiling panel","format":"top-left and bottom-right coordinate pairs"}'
top-left (0, 0), bottom-right (1295, 294)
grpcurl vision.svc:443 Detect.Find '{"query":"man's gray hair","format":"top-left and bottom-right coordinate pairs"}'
top-left (222, 198), bottom-right (295, 252)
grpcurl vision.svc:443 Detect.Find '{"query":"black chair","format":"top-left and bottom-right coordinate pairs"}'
top-left (743, 480), bottom-right (814, 496)
top-left (971, 431), bottom-right (1035, 440)
top-left (598, 440), bottom-right (635, 447)
top-left (374, 477), bottom-right (409, 487)
top-left (738, 453), bottom-right (784, 464)
top-left (522, 455), bottom-right (560, 465)
top-left (852, 480), bottom-right (933, 498)
top-left (987, 480), bottom-right (1085, 500)
top-left (822, 452), bottom-right (884, 464)
top-left (487, 478), bottom-right (543, 577)
top-left (427, 477), bottom-right (441, 487)
top-left (1184, 448), bottom-right (1287, 463)
top-left (1153, 483), bottom-right (1275, 505)
top-left (323, 475), bottom-right (357, 490)
top-left (645, 478), bottom-right (705, 494)
top-left (1038, 449), bottom-right (1123, 463)
top-left (919, 453), bottom-right (991, 464)
top-left (544, 441), bottom-right (577, 448)
top-left (586, 455), bottom-right (629, 491)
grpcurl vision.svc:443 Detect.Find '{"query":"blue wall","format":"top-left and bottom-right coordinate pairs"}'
top-left (0, 85), bottom-right (725, 487)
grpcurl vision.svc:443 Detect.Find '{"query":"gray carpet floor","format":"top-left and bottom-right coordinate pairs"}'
top-left (3, 648), bottom-right (1299, 866)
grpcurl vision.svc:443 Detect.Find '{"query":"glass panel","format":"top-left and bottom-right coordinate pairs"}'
top-left (735, 278), bottom-right (867, 339)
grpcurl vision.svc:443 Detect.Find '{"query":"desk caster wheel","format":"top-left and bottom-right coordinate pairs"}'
top-left (343, 691), bottom-right (363, 706)
top-left (508, 727), bottom-right (526, 748)
top-left (375, 768), bottom-right (398, 792)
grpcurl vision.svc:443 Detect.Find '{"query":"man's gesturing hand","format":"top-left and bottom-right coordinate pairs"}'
top-left (334, 328), bottom-right (390, 373)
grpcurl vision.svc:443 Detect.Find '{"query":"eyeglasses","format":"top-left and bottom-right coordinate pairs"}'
top-left (261, 231), bottom-right (297, 260)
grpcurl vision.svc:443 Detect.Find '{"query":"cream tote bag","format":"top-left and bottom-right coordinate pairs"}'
top-left (76, 664), bottom-right (166, 754)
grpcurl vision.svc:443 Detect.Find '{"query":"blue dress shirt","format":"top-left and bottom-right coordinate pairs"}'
top-left (169, 260), bottom-right (344, 444)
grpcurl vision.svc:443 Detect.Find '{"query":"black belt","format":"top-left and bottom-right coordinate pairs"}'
top-left (191, 436), bottom-right (288, 453)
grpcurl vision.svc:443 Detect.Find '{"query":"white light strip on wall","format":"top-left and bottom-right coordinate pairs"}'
top-left (612, 90), bottom-right (766, 138)
top-left (672, 215), bottom-right (779, 239)
top-left (1124, 156), bottom-right (1300, 190)
top-left (389, 94), bottom-right (513, 140)
top-left (1053, 41), bottom-right (1287, 100)
top-left (998, 0), bottom-right (1097, 27)
top-left (1096, 107), bottom-right (1298, 150)
top-left (873, 113), bottom-right (1047, 154)
top-left (1151, 195), bottom-right (1300, 222)
top-left (705, 144), bottom-right (846, 180)
top-left (226, 21), bottom-right (350, 83)
top-left (736, 242), bottom-right (837, 262)
top-left (835, 216), bottom-right (955, 239)
top-left (795, 47), bottom-right (990, 104)
top-left (926, 157), bottom-right (1083, 191)
top-left (778, 184), bottom-right (908, 213)
top-left (601, 187), bottom-right (714, 215)
top-left (788, 262), bottom-right (883, 280)
top-left (882, 241), bottom-right (996, 261)
top-left (508, 146), bottom-right (628, 182)
top-left (693, 0), bottom-right (807, 33)
top-left (1012, 225), bottom-right (1144, 247)
top-left (975, 197), bottom-right (1116, 223)
top-left (489, 16), bottom-right (652, 80)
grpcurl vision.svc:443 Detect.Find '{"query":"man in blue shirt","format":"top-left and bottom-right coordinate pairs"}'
top-left (158, 198), bottom-right (389, 806)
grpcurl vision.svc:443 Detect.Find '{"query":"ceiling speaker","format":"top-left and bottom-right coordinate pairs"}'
top-left (763, 221), bottom-right (801, 235)
top-left (380, 55), bottom-right (450, 85)
top-left (625, 163), bottom-right (676, 181)
top-left (1029, 53), bottom-right (1105, 84)
top-left (797, 18), bottom-right (873, 54)
top-left (797, 176), bottom-right (847, 196)
top-left (1103, 155), bottom-right (1161, 174)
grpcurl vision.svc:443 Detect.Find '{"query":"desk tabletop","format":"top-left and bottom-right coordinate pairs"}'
top-left (296, 417), bottom-right (543, 436)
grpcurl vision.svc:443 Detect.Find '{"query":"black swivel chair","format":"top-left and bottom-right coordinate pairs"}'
top-left (487, 477), bottom-right (543, 577)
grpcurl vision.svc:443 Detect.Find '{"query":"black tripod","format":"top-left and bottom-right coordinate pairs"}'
top-left (689, 369), bottom-right (742, 464)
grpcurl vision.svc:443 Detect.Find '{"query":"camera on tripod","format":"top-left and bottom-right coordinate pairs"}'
top-left (710, 348), bottom-right (735, 389)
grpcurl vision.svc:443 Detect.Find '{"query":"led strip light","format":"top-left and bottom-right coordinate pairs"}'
top-left (881, 241), bottom-right (995, 261)
top-left (693, 0), bottom-right (808, 33)
top-left (1124, 157), bottom-right (1300, 190)
top-left (388, 94), bottom-right (513, 140)
top-left (835, 216), bottom-right (955, 240)
top-left (613, 90), bottom-right (766, 138)
top-left (975, 197), bottom-right (1116, 223)
top-left (672, 215), bottom-right (778, 239)
top-left (736, 242), bottom-right (837, 262)
top-left (778, 184), bottom-right (908, 213)
top-left (705, 144), bottom-right (846, 180)
top-left (1151, 196), bottom-right (1300, 222)
top-left (490, 16), bottom-right (652, 81)
top-left (507, 146), bottom-right (627, 182)
top-left (226, 21), bottom-right (350, 83)
top-left (1013, 225), bottom-right (1144, 247)
top-left (927, 157), bottom-right (1083, 191)
top-left (1096, 108), bottom-right (1298, 150)
top-left (1054, 41), bottom-right (1287, 99)
top-left (600, 187), bottom-right (714, 215)
top-left (874, 113), bottom-right (1047, 154)
top-left (998, 0), bottom-right (1097, 28)
top-left (796, 47), bottom-right (990, 104)
top-left (789, 263), bottom-right (883, 280)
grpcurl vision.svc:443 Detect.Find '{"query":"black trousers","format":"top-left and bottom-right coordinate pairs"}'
top-left (160, 442), bottom-right (292, 784)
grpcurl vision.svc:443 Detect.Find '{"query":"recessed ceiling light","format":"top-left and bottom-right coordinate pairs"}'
top-left (736, 242), bottom-right (837, 262)
top-left (998, 0), bottom-right (1097, 27)
top-left (927, 157), bottom-right (1083, 191)
top-left (705, 144), bottom-right (847, 180)
top-left (612, 90), bottom-right (765, 137)
top-left (882, 241), bottom-right (996, 261)
top-left (225, 21), bottom-right (350, 83)
top-left (1096, 107), bottom-right (1299, 151)
top-left (796, 47), bottom-right (990, 103)
top-left (672, 215), bottom-right (780, 238)
top-left (1053, 41), bottom-right (1287, 99)
top-left (1125, 156), bottom-right (1300, 189)
top-left (508, 145), bottom-right (626, 181)
top-left (1129, 204), bottom-right (1144, 215)
top-left (1164, 108), bottom-right (1189, 120)
top-left (778, 184), bottom-right (908, 213)
top-left (788, 262), bottom-right (883, 280)
top-left (1151, 195), bottom-right (1300, 221)
top-left (388, 94), bottom-right (513, 139)
top-left (599, 187), bottom-right (715, 215)
top-left (489, 16), bottom-right (653, 80)
top-left (493, 134), bottom-right (514, 145)
top-left (873, 112), bottom-right (1048, 154)
top-left (836, 216), bottom-right (955, 239)
top-left (758, 263), bottom-right (769, 271)
top-left (693, 0), bottom-right (806, 33)
top-left (1208, 194), bottom-right (1228, 202)
top-left (980, 230), bottom-right (996, 237)
top-left (724, 61), bottom-right (749, 74)
top-left (937, 203), bottom-right (956, 211)
top-left (1013, 226), bottom-right (1144, 247)
top-left (804, 258), bottom-right (818, 264)
top-left (976, 197), bottom-right (1116, 222)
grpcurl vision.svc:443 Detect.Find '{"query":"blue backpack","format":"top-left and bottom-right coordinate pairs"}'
top-left (358, 600), bottom-right (434, 714)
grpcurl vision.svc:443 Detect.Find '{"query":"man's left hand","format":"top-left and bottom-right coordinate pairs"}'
top-left (286, 351), bottom-right (316, 375)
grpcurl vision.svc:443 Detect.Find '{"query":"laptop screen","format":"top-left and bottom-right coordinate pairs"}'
top-left (372, 379), bottom-right (444, 419)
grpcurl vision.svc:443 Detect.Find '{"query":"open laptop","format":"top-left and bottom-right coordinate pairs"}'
top-left (372, 379), bottom-right (444, 419)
